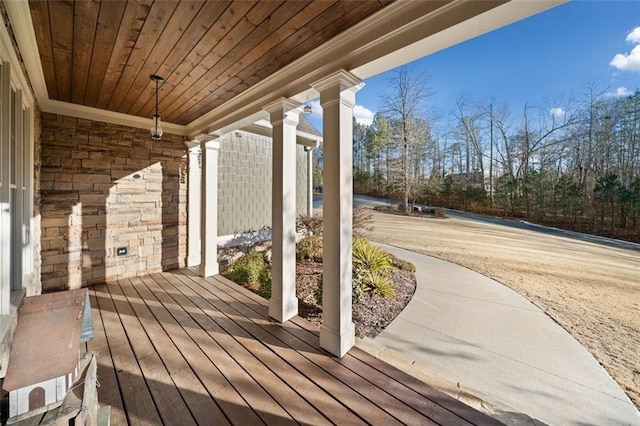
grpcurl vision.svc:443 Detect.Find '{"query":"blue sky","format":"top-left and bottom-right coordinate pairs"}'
top-left (308, 0), bottom-right (640, 130)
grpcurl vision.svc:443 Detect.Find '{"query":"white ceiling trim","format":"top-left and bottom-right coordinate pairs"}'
top-left (6, 0), bottom-right (188, 135)
top-left (43, 99), bottom-right (188, 136)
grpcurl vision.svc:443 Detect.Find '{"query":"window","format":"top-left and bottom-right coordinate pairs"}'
top-left (0, 59), bottom-right (34, 315)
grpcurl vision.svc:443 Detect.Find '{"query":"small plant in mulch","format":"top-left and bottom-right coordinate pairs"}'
top-left (296, 235), bottom-right (323, 262)
top-left (257, 267), bottom-right (272, 299)
top-left (388, 253), bottom-right (416, 273)
top-left (352, 238), bottom-right (395, 301)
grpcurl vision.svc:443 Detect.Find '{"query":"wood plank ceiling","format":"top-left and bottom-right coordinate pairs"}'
top-left (29, 0), bottom-right (394, 126)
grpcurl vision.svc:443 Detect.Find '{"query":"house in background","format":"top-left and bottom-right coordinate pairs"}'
top-left (0, 0), bottom-right (564, 370)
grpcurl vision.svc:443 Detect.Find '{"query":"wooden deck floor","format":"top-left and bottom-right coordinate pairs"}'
top-left (87, 269), bottom-right (501, 425)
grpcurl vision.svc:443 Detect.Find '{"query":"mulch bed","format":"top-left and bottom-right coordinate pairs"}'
top-left (220, 243), bottom-right (417, 339)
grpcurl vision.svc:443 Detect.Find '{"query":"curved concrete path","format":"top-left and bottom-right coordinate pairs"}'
top-left (362, 243), bottom-right (640, 426)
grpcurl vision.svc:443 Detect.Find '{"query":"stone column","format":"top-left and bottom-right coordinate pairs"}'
top-left (186, 142), bottom-right (201, 267)
top-left (312, 70), bottom-right (364, 357)
top-left (199, 138), bottom-right (221, 277)
top-left (264, 98), bottom-right (302, 323)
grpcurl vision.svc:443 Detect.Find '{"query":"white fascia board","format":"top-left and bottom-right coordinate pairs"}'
top-left (42, 99), bottom-right (188, 136)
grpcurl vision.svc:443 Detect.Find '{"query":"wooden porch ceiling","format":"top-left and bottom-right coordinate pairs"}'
top-left (28, 0), bottom-right (395, 126)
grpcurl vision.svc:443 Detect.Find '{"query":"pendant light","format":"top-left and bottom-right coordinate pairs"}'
top-left (150, 74), bottom-right (164, 140)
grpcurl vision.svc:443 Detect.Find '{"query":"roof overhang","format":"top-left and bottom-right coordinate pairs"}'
top-left (6, 0), bottom-right (565, 139)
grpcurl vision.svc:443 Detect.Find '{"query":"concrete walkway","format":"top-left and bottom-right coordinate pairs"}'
top-left (360, 243), bottom-right (640, 426)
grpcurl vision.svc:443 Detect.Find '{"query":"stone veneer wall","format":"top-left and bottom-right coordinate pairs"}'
top-left (39, 114), bottom-right (187, 291)
top-left (218, 130), bottom-right (308, 236)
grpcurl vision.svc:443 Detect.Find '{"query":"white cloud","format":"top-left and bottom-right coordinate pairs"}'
top-left (626, 26), bottom-right (640, 44)
top-left (610, 45), bottom-right (640, 72)
top-left (306, 100), bottom-right (375, 126)
top-left (606, 86), bottom-right (632, 98)
top-left (353, 105), bottom-right (375, 126)
top-left (611, 27), bottom-right (640, 72)
top-left (549, 107), bottom-right (566, 118)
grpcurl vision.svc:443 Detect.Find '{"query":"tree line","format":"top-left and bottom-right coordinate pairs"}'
top-left (350, 67), bottom-right (640, 242)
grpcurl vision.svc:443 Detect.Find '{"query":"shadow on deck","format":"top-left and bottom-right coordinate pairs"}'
top-left (87, 268), bottom-right (500, 425)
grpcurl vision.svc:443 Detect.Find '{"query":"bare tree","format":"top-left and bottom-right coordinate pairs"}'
top-left (382, 65), bottom-right (430, 212)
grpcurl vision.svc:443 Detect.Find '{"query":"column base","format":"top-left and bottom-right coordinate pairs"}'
top-left (187, 255), bottom-right (201, 268)
top-left (199, 262), bottom-right (219, 277)
top-left (319, 322), bottom-right (355, 358)
top-left (269, 297), bottom-right (298, 323)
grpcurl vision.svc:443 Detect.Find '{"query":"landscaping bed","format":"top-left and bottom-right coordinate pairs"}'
top-left (219, 207), bottom-right (417, 339)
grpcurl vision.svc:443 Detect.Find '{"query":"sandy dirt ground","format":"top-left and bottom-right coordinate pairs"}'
top-left (367, 210), bottom-right (640, 408)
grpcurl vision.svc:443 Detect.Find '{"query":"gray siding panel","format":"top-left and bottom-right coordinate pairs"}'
top-left (218, 131), bottom-right (308, 236)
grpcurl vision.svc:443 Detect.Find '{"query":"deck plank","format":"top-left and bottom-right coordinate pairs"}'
top-left (148, 273), bottom-right (299, 426)
top-left (136, 275), bottom-right (262, 426)
top-left (87, 269), bottom-right (501, 426)
top-left (86, 288), bottom-right (128, 426)
top-left (120, 277), bottom-right (228, 426)
top-left (139, 274), bottom-right (276, 425)
top-left (91, 284), bottom-right (162, 426)
top-left (159, 272), bottom-right (360, 426)
top-left (106, 281), bottom-right (196, 426)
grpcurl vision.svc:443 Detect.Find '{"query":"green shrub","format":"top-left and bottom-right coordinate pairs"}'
top-left (296, 235), bottom-right (323, 261)
top-left (257, 266), bottom-right (272, 299)
top-left (389, 253), bottom-right (416, 272)
top-left (352, 238), bottom-right (395, 301)
top-left (352, 238), bottom-right (391, 273)
top-left (363, 269), bottom-right (395, 297)
top-left (227, 252), bottom-right (265, 285)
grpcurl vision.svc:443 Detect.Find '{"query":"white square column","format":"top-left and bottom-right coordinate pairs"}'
top-left (199, 138), bottom-right (221, 277)
top-left (312, 71), bottom-right (364, 357)
top-left (305, 141), bottom-right (319, 217)
top-left (185, 142), bottom-right (201, 267)
top-left (264, 98), bottom-right (302, 322)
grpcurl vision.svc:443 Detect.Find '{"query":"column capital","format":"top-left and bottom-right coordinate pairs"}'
top-left (263, 97), bottom-right (302, 127)
top-left (263, 97), bottom-right (303, 115)
top-left (184, 139), bottom-right (200, 150)
top-left (201, 139), bottom-right (221, 151)
top-left (311, 70), bottom-right (365, 95)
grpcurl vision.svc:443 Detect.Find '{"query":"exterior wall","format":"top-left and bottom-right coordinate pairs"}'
top-left (39, 114), bottom-right (187, 291)
top-left (218, 130), bottom-right (308, 236)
